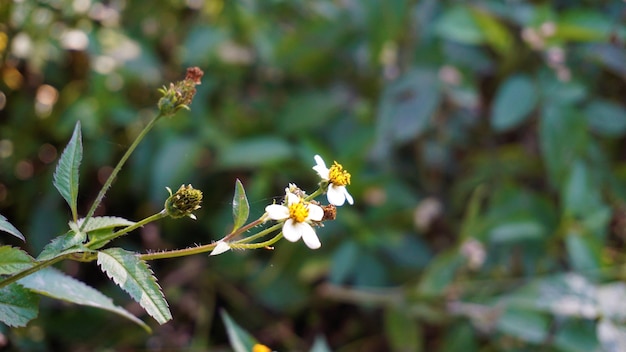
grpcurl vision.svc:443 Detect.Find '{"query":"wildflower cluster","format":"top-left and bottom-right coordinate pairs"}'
top-left (158, 66), bottom-right (204, 116)
top-left (208, 155), bottom-right (354, 255)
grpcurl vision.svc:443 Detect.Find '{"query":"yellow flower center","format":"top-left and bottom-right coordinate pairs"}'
top-left (253, 344), bottom-right (271, 352)
top-left (329, 161), bottom-right (351, 186)
top-left (288, 200), bottom-right (309, 223)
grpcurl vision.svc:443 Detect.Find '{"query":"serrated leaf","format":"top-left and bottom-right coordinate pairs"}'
top-left (232, 179), bottom-right (249, 231)
top-left (17, 267), bottom-right (150, 332)
top-left (0, 283), bottom-right (40, 327)
top-left (221, 310), bottom-right (257, 352)
top-left (72, 216), bottom-right (136, 233)
top-left (53, 121), bottom-right (82, 221)
top-left (37, 231), bottom-right (88, 261)
top-left (97, 248), bottom-right (171, 324)
top-left (0, 246), bottom-right (34, 275)
top-left (0, 214), bottom-right (25, 241)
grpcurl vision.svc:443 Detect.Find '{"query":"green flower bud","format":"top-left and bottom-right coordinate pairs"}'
top-left (164, 184), bottom-right (203, 219)
top-left (157, 67), bottom-right (204, 117)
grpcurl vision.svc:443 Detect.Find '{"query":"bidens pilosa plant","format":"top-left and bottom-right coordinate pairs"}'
top-left (0, 67), bottom-right (354, 332)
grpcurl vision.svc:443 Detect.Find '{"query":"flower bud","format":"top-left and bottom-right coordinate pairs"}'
top-left (164, 184), bottom-right (203, 219)
top-left (158, 67), bottom-right (204, 117)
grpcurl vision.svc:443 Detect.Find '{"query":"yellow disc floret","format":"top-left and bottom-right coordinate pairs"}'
top-left (328, 161), bottom-right (351, 186)
top-left (253, 344), bottom-right (271, 352)
top-left (288, 199), bottom-right (309, 223)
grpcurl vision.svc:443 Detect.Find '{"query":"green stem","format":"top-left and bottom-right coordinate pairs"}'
top-left (231, 232), bottom-right (284, 250)
top-left (305, 186), bottom-right (325, 202)
top-left (139, 220), bottom-right (283, 261)
top-left (0, 254), bottom-right (70, 289)
top-left (85, 210), bottom-right (168, 249)
top-left (80, 112), bottom-right (163, 232)
top-left (221, 215), bottom-right (268, 243)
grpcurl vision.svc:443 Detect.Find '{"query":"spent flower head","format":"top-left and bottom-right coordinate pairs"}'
top-left (312, 154), bottom-right (354, 206)
top-left (265, 189), bottom-right (324, 249)
top-left (164, 184), bottom-right (203, 220)
top-left (158, 67), bottom-right (204, 116)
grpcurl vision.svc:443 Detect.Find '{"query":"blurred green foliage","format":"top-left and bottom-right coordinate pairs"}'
top-left (1, 0), bottom-right (626, 350)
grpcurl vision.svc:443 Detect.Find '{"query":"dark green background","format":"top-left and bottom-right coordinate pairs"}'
top-left (1, 0), bottom-right (626, 351)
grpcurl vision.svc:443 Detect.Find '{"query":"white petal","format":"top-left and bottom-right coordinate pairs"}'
top-left (343, 188), bottom-right (354, 205)
top-left (299, 223), bottom-right (321, 249)
top-left (307, 203), bottom-right (324, 221)
top-left (282, 219), bottom-right (302, 242)
top-left (286, 192), bottom-right (301, 205)
top-left (312, 155), bottom-right (330, 180)
top-left (265, 204), bottom-right (289, 220)
top-left (210, 241), bottom-right (231, 256)
top-left (327, 185), bottom-right (346, 206)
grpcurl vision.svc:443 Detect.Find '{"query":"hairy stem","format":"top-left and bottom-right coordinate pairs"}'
top-left (80, 113), bottom-right (163, 231)
top-left (0, 254), bottom-right (70, 289)
top-left (86, 210), bottom-right (168, 249)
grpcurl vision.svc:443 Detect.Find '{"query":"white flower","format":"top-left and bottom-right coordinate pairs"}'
top-left (312, 154), bottom-right (354, 206)
top-left (209, 240), bottom-right (231, 256)
top-left (265, 191), bottom-right (324, 249)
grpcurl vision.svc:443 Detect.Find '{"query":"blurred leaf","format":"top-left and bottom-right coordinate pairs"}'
top-left (562, 161), bottom-right (602, 218)
top-left (277, 92), bottom-right (340, 134)
top-left (598, 319), bottom-right (626, 352)
top-left (0, 214), bottom-right (25, 241)
top-left (539, 105), bottom-right (589, 186)
top-left (556, 10), bottom-right (613, 42)
top-left (309, 336), bottom-right (332, 352)
top-left (417, 249), bottom-right (463, 297)
top-left (585, 100), bottom-right (626, 137)
top-left (220, 310), bottom-right (257, 352)
top-left (0, 246), bottom-right (34, 275)
top-left (218, 137), bottom-right (294, 169)
top-left (231, 179), bottom-right (249, 232)
top-left (17, 267), bottom-right (150, 332)
top-left (582, 44), bottom-right (626, 78)
top-left (503, 273), bottom-right (598, 319)
top-left (53, 121), bottom-right (82, 221)
top-left (553, 319), bottom-right (599, 352)
top-left (436, 5), bottom-right (484, 44)
top-left (0, 283), bottom-right (39, 327)
top-left (489, 220), bottom-right (545, 243)
top-left (373, 69), bottom-right (441, 158)
top-left (470, 7), bottom-right (513, 55)
top-left (151, 138), bottom-right (201, 201)
top-left (491, 75), bottom-right (537, 132)
top-left (496, 307), bottom-right (549, 343)
top-left (566, 231), bottom-right (602, 273)
top-left (329, 241), bottom-right (358, 284)
top-left (97, 248), bottom-right (171, 324)
top-left (384, 307), bottom-right (421, 352)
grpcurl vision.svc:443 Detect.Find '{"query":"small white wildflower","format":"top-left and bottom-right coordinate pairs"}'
top-left (312, 154), bottom-right (354, 206)
top-left (265, 191), bottom-right (324, 249)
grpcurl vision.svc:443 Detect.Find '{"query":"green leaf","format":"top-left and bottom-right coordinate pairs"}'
top-left (553, 319), bottom-right (600, 352)
top-left (585, 100), bottom-right (626, 137)
top-left (53, 121), bottom-right (82, 220)
top-left (0, 246), bottom-right (34, 275)
top-left (17, 267), bottom-right (150, 332)
top-left (37, 231), bottom-right (88, 261)
top-left (566, 230), bottom-right (601, 273)
top-left (496, 307), bottom-right (549, 343)
top-left (470, 7), bottom-right (513, 55)
top-left (220, 310), bottom-right (257, 352)
top-left (491, 75), bottom-right (538, 132)
top-left (0, 283), bottom-right (40, 327)
top-left (97, 248), bottom-right (171, 324)
top-left (0, 214), bottom-right (25, 241)
top-left (489, 220), bottom-right (546, 243)
top-left (218, 137), bottom-right (294, 169)
top-left (72, 216), bottom-right (136, 233)
top-left (231, 179), bottom-right (249, 232)
top-left (417, 249), bottom-right (464, 297)
top-left (384, 307), bottom-right (421, 352)
top-left (436, 5), bottom-right (484, 44)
